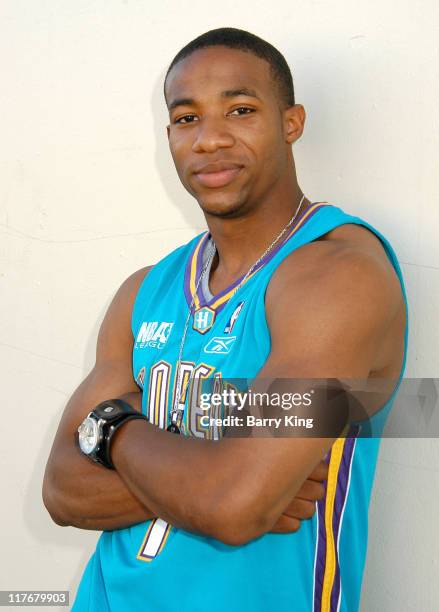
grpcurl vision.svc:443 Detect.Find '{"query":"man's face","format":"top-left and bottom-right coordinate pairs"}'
top-left (165, 46), bottom-right (297, 218)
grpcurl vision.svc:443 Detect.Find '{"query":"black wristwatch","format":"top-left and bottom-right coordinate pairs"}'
top-left (77, 399), bottom-right (146, 469)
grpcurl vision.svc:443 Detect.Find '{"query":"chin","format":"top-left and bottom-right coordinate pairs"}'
top-left (197, 194), bottom-right (247, 219)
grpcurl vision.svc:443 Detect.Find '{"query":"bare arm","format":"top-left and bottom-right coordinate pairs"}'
top-left (109, 246), bottom-right (404, 545)
top-left (42, 266), bottom-right (157, 531)
top-left (42, 263), bottom-right (326, 534)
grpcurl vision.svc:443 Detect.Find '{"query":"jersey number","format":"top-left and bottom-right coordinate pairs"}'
top-left (136, 360), bottom-right (219, 562)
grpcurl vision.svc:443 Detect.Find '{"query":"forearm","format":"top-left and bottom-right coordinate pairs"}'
top-left (111, 420), bottom-right (272, 544)
top-left (43, 443), bottom-right (156, 531)
top-left (111, 415), bottom-right (333, 545)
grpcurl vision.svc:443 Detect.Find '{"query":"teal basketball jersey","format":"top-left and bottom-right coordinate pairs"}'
top-left (72, 203), bottom-right (408, 612)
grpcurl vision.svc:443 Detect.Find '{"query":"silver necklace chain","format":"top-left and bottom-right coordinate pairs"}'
top-left (168, 194), bottom-right (307, 433)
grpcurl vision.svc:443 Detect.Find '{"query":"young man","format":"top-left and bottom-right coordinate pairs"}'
top-left (43, 28), bottom-right (408, 611)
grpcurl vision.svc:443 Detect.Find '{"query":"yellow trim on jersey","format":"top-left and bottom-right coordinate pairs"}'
top-left (136, 520), bottom-right (155, 562)
top-left (136, 520), bottom-right (172, 563)
top-left (188, 203), bottom-right (325, 312)
top-left (208, 202), bottom-right (324, 310)
top-left (320, 423), bottom-right (351, 611)
top-left (189, 234), bottom-right (208, 311)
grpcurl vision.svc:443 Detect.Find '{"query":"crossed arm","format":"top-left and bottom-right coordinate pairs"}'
top-left (42, 240), bottom-right (403, 544)
top-left (42, 266), bottom-right (325, 538)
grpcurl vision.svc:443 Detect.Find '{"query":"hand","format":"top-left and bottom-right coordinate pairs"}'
top-left (270, 460), bottom-right (328, 534)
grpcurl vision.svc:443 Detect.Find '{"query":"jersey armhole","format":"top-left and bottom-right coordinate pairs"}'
top-left (259, 209), bottom-right (409, 429)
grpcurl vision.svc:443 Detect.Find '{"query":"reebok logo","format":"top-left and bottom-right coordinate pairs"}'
top-left (203, 336), bottom-right (237, 354)
top-left (135, 321), bottom-right (174, 349)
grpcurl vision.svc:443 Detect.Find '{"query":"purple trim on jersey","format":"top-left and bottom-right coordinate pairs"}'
top-left (313, 427), bottom-right (359, 612)
top-left (184, 202), bottom-right (328, 312)
top-left (203, 203), bottom-right (328, 307)
top-left (183, 250), bottom-right (193, 307)
top-left (250, 201), bottom-right (327, 271)
top-left (194, 233), bottom-right (210, 307)
top-left (210, 300), bottom-right (229, 315)
top-left (204, 262), bottom-right (247, 306)
top-left (183, 233), bottom-right (209, 308)
top-left (330, 428), bottom-right (359, 611)
top-left (314, 451), bottom-right (330, 612)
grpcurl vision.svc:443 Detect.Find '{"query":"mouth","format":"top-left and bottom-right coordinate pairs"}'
top-left (193, 163), bottom-right (244, 189)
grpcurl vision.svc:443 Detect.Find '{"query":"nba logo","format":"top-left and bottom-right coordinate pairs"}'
top-left (224, 301), bottom-right (245, 334)
top-left (192, 306), bottom-right (216, 334)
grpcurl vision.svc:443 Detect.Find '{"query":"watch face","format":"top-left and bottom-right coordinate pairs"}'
top-left (78, 416), bottom-right (99, 455)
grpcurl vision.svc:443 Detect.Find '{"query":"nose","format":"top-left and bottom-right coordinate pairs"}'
top-left (191, 116), bottom-right (235, 153)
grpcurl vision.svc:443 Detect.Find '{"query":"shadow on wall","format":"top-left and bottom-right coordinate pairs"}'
top-left (26, 309), bottom-right (105, 601)
top-left (151, 66), bottom-right (209, 232)
top-left (25, 408), bottom-right (98, 603)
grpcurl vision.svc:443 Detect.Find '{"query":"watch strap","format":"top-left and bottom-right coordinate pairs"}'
top-left (103, 412), bottom-right (146, 469)
top-left (93, 398), bottom-right (141, 422)
top-left (92, 399), bottom-right (147, 469)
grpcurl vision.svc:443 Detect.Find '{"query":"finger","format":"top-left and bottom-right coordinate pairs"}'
top-left (283, 498), bottom-right (317, 520)
top-left (308, 460), bottom-right (329, 482)
top-left (270, 515), bottom-right (301, 534)
top-left (294, 479), bottom-right (325, 502)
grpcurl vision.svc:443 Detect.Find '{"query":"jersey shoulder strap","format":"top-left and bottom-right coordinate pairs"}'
top-left (263, 203), bottom-right (409, 412)
top-left (267, 204), bottom-right (407, 305)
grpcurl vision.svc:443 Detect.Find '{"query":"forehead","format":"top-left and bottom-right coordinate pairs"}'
top-left (165, 46), bottom-right (274, 105)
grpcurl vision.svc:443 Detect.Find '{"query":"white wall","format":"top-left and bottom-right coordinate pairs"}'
top-left (1, 1), bottom-right (438, 610)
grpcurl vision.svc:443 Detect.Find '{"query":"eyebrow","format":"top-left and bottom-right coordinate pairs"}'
top-left (167, 87), bottom-right (261, 111)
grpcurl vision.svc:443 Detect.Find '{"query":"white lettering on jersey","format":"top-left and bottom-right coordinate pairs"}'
top-left (135, 321), bottom-right (174, 349)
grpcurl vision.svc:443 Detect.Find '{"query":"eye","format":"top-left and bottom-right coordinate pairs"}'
top-left (174, 114), bottom-right (198, 124)
top-left (229, 107), bottom-right (255, 116)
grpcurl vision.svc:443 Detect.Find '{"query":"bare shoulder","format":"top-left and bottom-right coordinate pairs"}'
top-left (265, 222), bottom-right (406, 377)
top-left (268, 222), bottom-right (402, 308)
top-left (316, 222), bottom-right (393, 263)
top-left (118, 265), bottom-right (154, 305)
top-left (104, 264), bottom-right (154, 322)
top-left (96, 265), bottom-right (153, 363)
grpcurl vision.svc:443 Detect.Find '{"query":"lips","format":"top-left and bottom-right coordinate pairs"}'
top-left (193, 162), bottom-right (243, 189)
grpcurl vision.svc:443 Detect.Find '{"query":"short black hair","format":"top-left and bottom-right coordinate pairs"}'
top-left (164, 27), bottom-right (295, 109)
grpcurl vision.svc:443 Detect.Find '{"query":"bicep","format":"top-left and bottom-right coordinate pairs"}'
top-left (49, 266), bottom-right (151, 448)
top-left (265, 248), bottom-right (401, 378)
top-left (216, 250), bottom-right (401, 529)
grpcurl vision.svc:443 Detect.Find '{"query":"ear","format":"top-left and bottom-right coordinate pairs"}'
top-left (283, 104), bottom-right (306, 144)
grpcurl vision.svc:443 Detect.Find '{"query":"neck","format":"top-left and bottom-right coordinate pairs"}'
top-left (205, 182), bottom-right (309, 282)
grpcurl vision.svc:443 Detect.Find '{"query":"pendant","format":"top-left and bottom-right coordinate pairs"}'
top-left (192, 306), bottom-right (216, 334)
